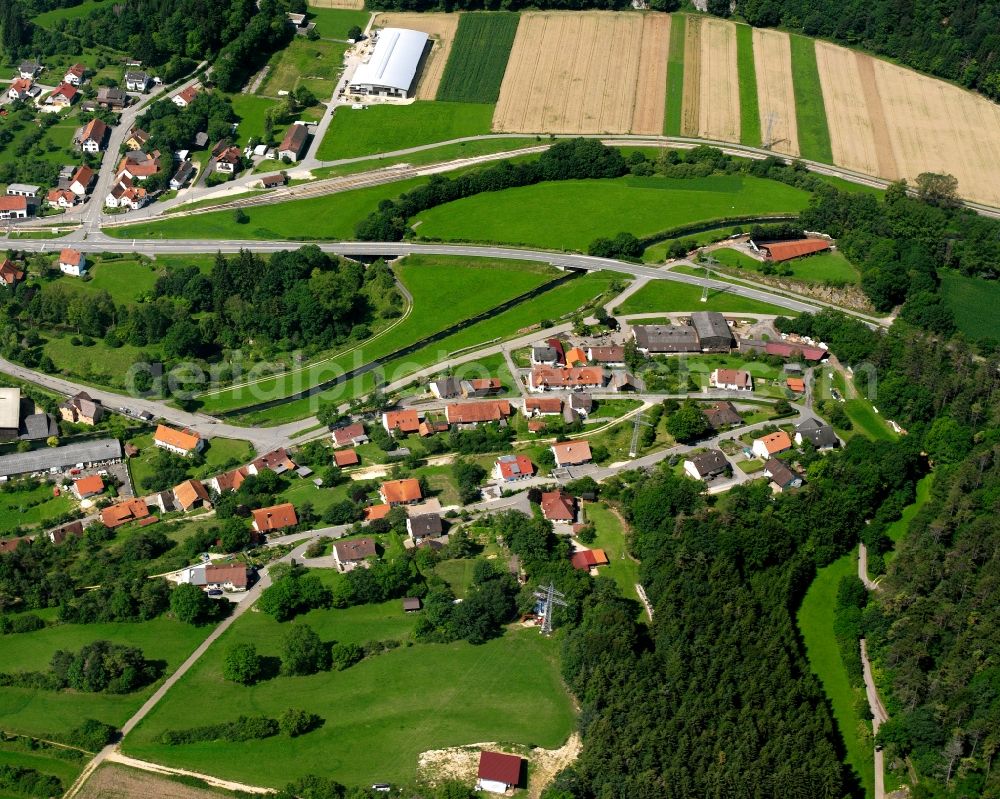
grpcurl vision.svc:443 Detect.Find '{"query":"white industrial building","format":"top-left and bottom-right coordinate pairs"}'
top-left (348, 28), bottom-right (429, 99)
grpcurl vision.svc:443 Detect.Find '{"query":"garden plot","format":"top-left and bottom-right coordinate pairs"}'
top-left (493, 11), bottom-right (668, 135)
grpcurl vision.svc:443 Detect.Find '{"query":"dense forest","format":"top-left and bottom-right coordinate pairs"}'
top-left (730, 0), bottom-right (1000, 103)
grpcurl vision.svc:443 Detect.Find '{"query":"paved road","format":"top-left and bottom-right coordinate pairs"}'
top-left (861, 638), bottom-right (890, 799)
top-left (858, 542), bottom-right (882, 591)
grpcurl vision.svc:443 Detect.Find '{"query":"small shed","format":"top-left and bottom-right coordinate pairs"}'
top-left (402, 597), bottom-right (422, 612)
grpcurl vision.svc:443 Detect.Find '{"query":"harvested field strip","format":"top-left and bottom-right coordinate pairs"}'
top-left (436, 12), bottom-right (519, 103)
top-left (854, 54), bottom-right (899, 179)
top-left (680, 15), bottom-right (701, 136)
top-left (736, 24), bottom-right (761, 147)
top-left (815, 42), bottom-right (879, 175)
top-left (492, 11), bottom-right (651, 134)
top-left (872, 56), bottom-right (1000, 208)
top-left (372, 12), bottom-right (458, 100)
top-left (789, 35), bottom-right (833, 162)
top-left (631, 14), bottom-right (671, 135)
top-left (664, 13), bottom-right (685, 136)
top-left (698, 17), bottom-right (740, 143)
top-left (751, 28), bottom-right (799, 156)
top-left (308, 0), bottom-right (364, 8)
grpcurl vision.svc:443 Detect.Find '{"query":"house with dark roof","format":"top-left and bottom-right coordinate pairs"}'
top-left (333, 538), bottom-right (377, 571)
top-left (764, 458), bottom-right (803, 491)
top-left (20, 412), bottom-right (58, 441)
top-left (795, 418), bottom-right (839, 450)
top-left (683, 449), bottom-right (730, 481)
top-left (690, 311), bottom-right (734, 352)
top-left (631, 324), bottom-right (700, 354)
top-left (531, 345), bottom-right (559, 366)
top-left (332, 422), bottom-right (368, 447)
top-left (406, 513), bottom-right (443, 542)
top-left (429, 376), bottom-right (462, 399)
top-left (702, 400), bottom-right (741, 430)
top-left (170, 160), bottom-right (196, 190)
top-left (278, 123), bottom-right (309, 161)
top-left (476, 751), bottom-right (523, 793)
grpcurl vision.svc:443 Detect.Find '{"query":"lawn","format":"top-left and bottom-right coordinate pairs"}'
top-left (433, 558), bottom-right (477, 598)
top-left (615, 278), bottom-right (793, 315)
top-left (939, 269), bottom-right (1000, 341)
top-left (413, 175), bottom-right (812, 251)
top-left (259, 38), bottom-right (349, 100)
top-left (31, 0), bottom-right (106, 26)
top-left (436, 12), bottom-right (520, 103)
top-left (0, 745), bottom-right (84, 789)
top-left (797, 551), bottom-right (874, 798)
top-left (109, 175), bottom-right (429, 240)
top-left (306, 7), bottom-right (371, 38)
top-left (0, 483), bottom-right (76, 535)
top-left (56, 256), bottom-right (161, 303)
top-left (884, 473), bottom-right (933, 565)
top-left (713, 247), bottom-right (859, 285)
top-left (198, 255), bottom-right (558, 414)
top-left (735, 23), bottom-right (761, 147)
top-left (583, 503), bottom-right (640, 606)
top-left (230, 95), bottom-right (280, 147)
top-left (664, 14), bottom-right (685, 137)
top-left (127, 434), bottom-right (252, 492)
top-left (315, 101), bottom-right (494, 160)
top-left (123, 583), bottom-right (575, 788)
top-left (43, 334), bottom-right (149, 390)
top-left (789, 35), bottom-right (833, 163)
top-left (844, 398), bottom-right (896, 442)
top-left (0, 616), bottom-right (210, 740)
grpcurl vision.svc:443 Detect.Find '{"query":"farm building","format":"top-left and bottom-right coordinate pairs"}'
top-left (752, 238), bottom-right (831, 262)
top-left (631, 324), bottom-right (700, 354)
top-left (690, 311), bottom-right (734, 352)
top-left (0, 438), bottom-right (123, 479)
top-left (348, 28), bottom-right (430, 99)
top-left (278, 124), bottom-right (309, 161)
top-left (476, 751), bottom-right (523, 793)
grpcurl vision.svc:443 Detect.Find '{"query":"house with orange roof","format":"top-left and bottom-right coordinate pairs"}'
top-left (72, 474), bottom-right (104, 499)
top-left (494, 454), bottom-right (533, 482)
top-left (173, 479), bottom-right (211, 512)
top-left (63, 63), bottom-right (86, 86)
top-left (45, 82), bottom-right (78, 109)
top-left (172, 85), bottom-right (200, 108)
top-left (528, 366), bottom-right (606, 392)
top-left (364, 503), bottom-right (391, 521)
top-left (571, 548), bottom-right (609, 571)
top-left (551, 440), bottom-right (592, 467)
top-left (564, 347), bottom-right (587, 367)
top-left (57, 248), bottom-right (87, 277)
top-left (786, 377), bottom-right (806, 393)
top-left (7, 78), bottom-right (34, 102)
top-left (207, 466), bottom-right (248, 494)
top-left (751, 431), bottom-right (792, 460)
top-left (251, 503), bottom-right (298, 533)
top-left (0, 259), bottom-right (25, 288)
top-left (540, 490), bottom-right (576, 522)
top-left (0, 196), bottom-right (29, 220)
top-left (76, 118), bottom-right (108, 153)
top-left (46, 188), bottom-right (78, 209)
top-left (334, 448), bottom-right (359, 468)
top-left (524, 397), bottom-right (562, 417)
top-left (69, 165), bottom-right (95, 196)
top-left (382, 409), bottom-right (420, 435)
top-left (379, 478), bottom-right (422, 506)
top-left (709, 368), bottom-right (752, 392)
top-left (100, 498), bottom-right (150, 529)
top-left (444, 400), bottom-right (512, 426)
top-left (153, 424), bottom-right (205, 457)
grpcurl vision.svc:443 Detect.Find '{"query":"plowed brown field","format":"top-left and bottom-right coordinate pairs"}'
top-left (752, 28), bottom-right (798, 155)
top-left (493, 11), bottom-right (669, 134)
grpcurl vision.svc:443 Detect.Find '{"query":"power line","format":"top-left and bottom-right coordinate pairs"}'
top-left (533, 582), bottom-right (567, 636)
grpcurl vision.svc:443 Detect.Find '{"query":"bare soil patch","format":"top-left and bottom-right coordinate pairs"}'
top-left (493, 11), bottom-right (660, 134)
top-left (871, 56), bottom-right (1000, 207)
top-left (752, 28), bottom-right (799, 155)
top-left (697, 17), bottom-right (740, 142)
top-left (631, 14), bottom-right (671, 135)
top-left (76, 765), bottom-right (227, 799)
top-left (372, 12), bottom-right (459, 100)
top-left (815, 41), bottom-right (881, 176)
top-left (854, 54), bottom-right (899, 179)
top-left (680, 15), bottom-right (702, 136)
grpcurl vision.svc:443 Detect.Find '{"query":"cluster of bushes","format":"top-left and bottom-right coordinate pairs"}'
top-left (416, 559), bottom-right (519, 645)
top-left (0, 613), bottom-right (45, 635)
top-left (330, 557), bottom-right (422, 609)
top-left (258, 566), bottom-right (333, 621)
top-left (59, 574), bottom-right (171, 625)
top-left (0, 765), bottom-right (62, 798)
top-left (0, 641), bottom-right (159, 694)
top-left (160, 715), bottom-right (280, 745)
top-left (587, 232), bottom-right (643, 261)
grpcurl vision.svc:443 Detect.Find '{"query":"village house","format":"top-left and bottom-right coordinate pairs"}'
top-left (551, 440), bottom-right (592, 468)
top-left (462, 378), bottom-right (502, 398)
top-left (528, 366), bottom-right (606, 392)
top-left (7, 78), bottom-right (35, 102)
top-left (752, 431), bottom-right (793, 460)
top-left (100, 498), bottom-right (150, 529)
top-left (117, 150), bottom-right (161, 181)
top-left (333, 538), bottom-right (377, 572)
top-left (94, 87), bottom-right (128, 110)
top-left (564, 346), bottom-right (587, 367)
top-left (214, 146), bottom-right (241, 174)
top-left (429, 376), bottom-right (462, 399)
top-left (72, 474), bottom-right (105, 500)
top-left (124, 71), bottom-right (151, 92)
top-left (18, 60), bottom-right (42, 80)
top-left (540, 490), bottom-right (576, 522)
top-left (170, 160), bottom-right (195, 190)
top-left (124, 127), bottom-right (150, 151)
top-left (406, 513), bottom-right (443, 543)
top-left (379, 478), bottom-right (422, 506)
top-left (494, 454), bottom-right (534, 482)
top-left (0, 259), bottom-right (25, 288)
top-left (445, 400), bottom-right (512, 426)
top-left (248, 448), bottom-right (296, 475)
top-left (364, 504), bottom-right (391, 521)
top-left (48, 520), bottom-right (84, 545)
top-left (764, 458), bottom-right (803, 492)
top-left (47, 188), bottom-right (77, 209)
top-left (207, 466), bottom-right (248, 494)
top-left (204, 564), bottom-right (249, 592)
top-left (332, 422), bottom-right (368, 447)
top-left (523, 396), bottom-right (562, 417)
top-left (476, 751), bottom-right (523, 794)
top-left (59, 391), bottom-right (103, 425)
top-left (709, 368), bottom-right (753, 392)
top-left (44, 83), bottom-right (78, 109)
top-left (0, 197), bottom-right (29, 220)
top-left (795, 418), bottom-right (839, 450)
top-left (173, 479), bottom-right (211, 512)
top-left (105, 177), bottom-right (148, 210)
top-left (77, 118), bottom-right (108, 153)
top-left (571, 547), bottom-right (610, 571)
top-left (333, 448), bottom-right (359, 468)
top-left (382, 409), bottom-right (420, 435)
top-left (63, 63), bottom-right (86, 86)
top-left (568, 392), bottom-right (593, 418)
top-left (57, 248), bottom-right (87, 277)
top-left (172, 85), bottom-right (200, 107)
top-left (586, 345), bottom-right (625, 366)
top-left (69, 165), bottom-right (95, 196)
top-left (251, 503), bottom-right (298, 534)
top-left (531, 344), bottom-right (559, 366)
top-left (278, 123), bottom-right (309, 161)
top-left (260, 173), bottom-right (287, 188)
top-left (153, 424), bottom-right (205, 457)
top-left (683, 449), bottom-right (730, 481)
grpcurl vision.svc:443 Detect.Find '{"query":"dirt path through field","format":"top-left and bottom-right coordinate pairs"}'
top-left (854, 54), bottom-right (899, 179)
top-left (372, 12), bottom-right (458, 100)
top-left (815, 41), bottom-right (880, 176)
top-left (631, 14), bottom-right (671, 134)
top-left (752, 28), bottom-right (799, 155)
top-left (680, 15), bottom-right (702, 136)
top-left (698, 17), bottom-right (740, 142)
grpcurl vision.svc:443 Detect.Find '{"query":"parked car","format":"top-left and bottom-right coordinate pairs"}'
top-left (207, 589), bottom-right (223, 596)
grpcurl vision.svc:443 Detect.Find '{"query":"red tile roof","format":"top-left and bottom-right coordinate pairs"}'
top-left (760, 239), bottom-right (831, 262)
top-left (101, 498), bottom-right (149, 529)
top-left (496, 454), bottom-right (533, 480)
top-left (80, 118), bottom-right (107, 143)
top-left (251, 503), bottom-right (298, 532)
top-left (334, 448), bottom-right (359, 467)
top-left (525, 397), bottom-right (562, 415)
top-left (765, 341), bottom-right (827, 361)
top-left (332, 422), bottom-right (365, 446)
top-left (530, 366), bottom-right (605, 390)
top-left (380, 478), bottom-right (422, 505)
top-left (755, 431), bottom-right (792, 455)
top-left (73, 474), bottom-right (104, 497)
top-left (383, 409), bottom-right (420, 433)
top-left (0, 259), bottom-right (25, 284)
top-left (205, 563), bottom-right (247, 588)
top-left (364, 503), bottom-right (391, 520)
top-left (540, 491), bottom-right (575, 521)
top-left (59, 248), bottom-right (83, 267)
top-left (154, 424), bottom-right (202, 452)
top-left (713, 369), bottom-right (751, 388)
top-left (571, 548), bottom-right (609, 569)
top-left (786, 377), bottom-right (806, 393)
top-left (173, 479), bottom-right (209, 510)
top-left (478, 751), bottom-right (522, 786)
top-left (0, 197), bottom-right (28, 212)
top-left (445, 400), bottom-right (512, 424)
top-left (334, 537), bottom-right (377, 563)
top-left (551, 440), bottom-right (592, 466)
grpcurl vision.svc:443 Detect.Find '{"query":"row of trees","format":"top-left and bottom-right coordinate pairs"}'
top-left (0, 640), bottom-right (159, 694)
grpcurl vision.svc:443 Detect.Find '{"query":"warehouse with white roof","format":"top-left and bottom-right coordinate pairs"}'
top-left (348, 28), bottom-right (429, 100)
